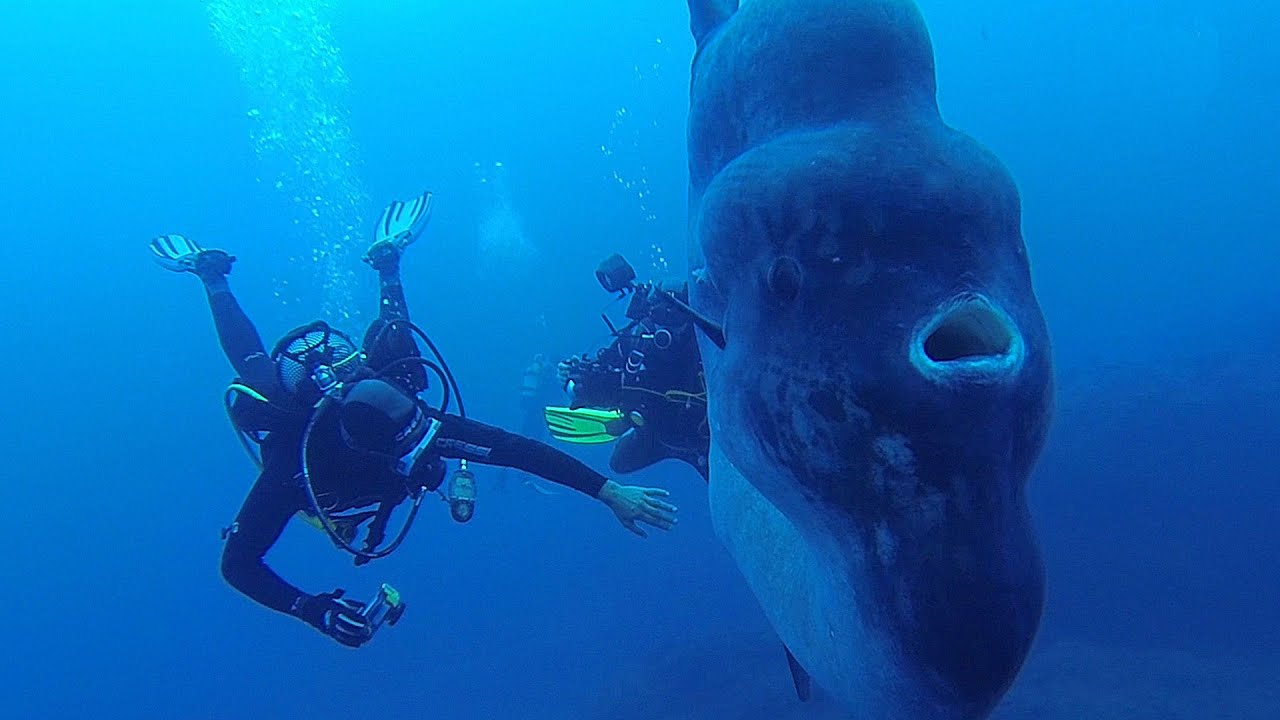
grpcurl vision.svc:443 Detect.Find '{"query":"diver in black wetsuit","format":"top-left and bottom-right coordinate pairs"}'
top-left (551, 254), bottom-right (710, 481)
top-left (551, 255), bottom-right (811, 702)
top-left (150, 193), bottom-right (678, 648)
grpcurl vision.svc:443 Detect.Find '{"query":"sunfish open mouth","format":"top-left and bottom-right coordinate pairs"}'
top-left (911, 295), bottom-right (1024, 381)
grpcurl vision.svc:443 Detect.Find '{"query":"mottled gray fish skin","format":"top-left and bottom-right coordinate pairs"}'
top-left (684, 1), bottom-right (1054, 717)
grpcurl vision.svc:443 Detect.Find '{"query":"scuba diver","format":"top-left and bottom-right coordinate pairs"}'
top-left (548, 254), bottom-right (710, 481)
top-left (519, 353), bottom-right (555, 439)
top-left (149, 192), bottom-right (678, 649)
top-left (549, 255), bottom-right (813, 703)
top-left (492, 353), bottom-right (562, 495)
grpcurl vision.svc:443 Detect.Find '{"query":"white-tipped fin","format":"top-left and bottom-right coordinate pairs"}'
top-left (149, 233), bottom-right (204, 272)
top-left (375, 190), bottom-right (433, 248)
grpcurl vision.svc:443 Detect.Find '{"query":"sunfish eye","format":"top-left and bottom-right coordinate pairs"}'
top-left (767, 256), bottom-right (804, 303)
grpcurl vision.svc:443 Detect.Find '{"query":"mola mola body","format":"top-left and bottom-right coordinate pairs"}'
top-left (683, 1), bottom-right (1054, 717)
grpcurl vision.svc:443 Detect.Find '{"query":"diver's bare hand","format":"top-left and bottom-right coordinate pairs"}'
top-left (598, 480), bottom-right (678, 537)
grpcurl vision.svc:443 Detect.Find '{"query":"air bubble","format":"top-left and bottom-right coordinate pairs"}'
top-left (207, 0), bottom-right (369, 322)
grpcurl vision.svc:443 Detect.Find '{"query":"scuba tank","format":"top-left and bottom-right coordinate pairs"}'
top-left (225, 318), bottom-right (483, 560)
top-left (520, 355), bottom-right (546, 399)
top-left (446, 461), bottom-right (477, 523)
top-left (291, 319), bottom-right (473, 561)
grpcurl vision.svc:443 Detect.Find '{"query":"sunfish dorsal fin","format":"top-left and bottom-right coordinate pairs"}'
top-left (688, 0), bottom-right (739, 47)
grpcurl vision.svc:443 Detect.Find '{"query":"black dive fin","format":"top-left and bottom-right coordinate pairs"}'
top-left (688, 0), bottom-right (738, 47)
top-left (783, 645), bottom-right (813, 703)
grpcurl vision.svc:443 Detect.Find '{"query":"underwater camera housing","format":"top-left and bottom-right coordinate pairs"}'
top-left (596, 253), bottom-right (637, 294)
top-left (596, 254), bottom-right (658, 324)
top-left (329, 583), bottom-right (406, 645)
top-left (593, 253), bottom-right (729, 350)
top-left (361, 583), bottom-right (406, 635)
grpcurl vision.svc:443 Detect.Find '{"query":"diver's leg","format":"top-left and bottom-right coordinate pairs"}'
top-left (361, 244), bottom-right (420, 363)
top-left (612, 428), bottom-right (708, 480)
top-left (361, 250), bottom-right (425, 390)
top-left (363, 190), bottom-right (433, 329)
top-left (670, 435), bottom-right (711, 482)
top-left (150, 235), bottom-right (276, 390)
top-left (367, 247), bottom-right (410, 323)
top-left (609, 429), bottom-right (662, 475)
top-left (360, 192), bottom-right (432, 380)
top-left (692, 449), bottom-right (709, 482)
top-left (200, 262), bottom-right (276, 391)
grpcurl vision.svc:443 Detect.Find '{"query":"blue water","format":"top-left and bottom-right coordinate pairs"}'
top-left (1, 1), bottom-right (1276, 717)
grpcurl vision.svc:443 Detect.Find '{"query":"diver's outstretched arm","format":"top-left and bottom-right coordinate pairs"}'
top-left (149, 235), bottom-right (277, 393)
top-left (432, 413), bottom-right (678, 537)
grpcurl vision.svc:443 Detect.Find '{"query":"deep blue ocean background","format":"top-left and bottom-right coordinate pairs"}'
top-left (1, 1), bottom-right (1276, 717)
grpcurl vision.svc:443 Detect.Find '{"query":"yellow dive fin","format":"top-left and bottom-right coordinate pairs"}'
top-left (544, 406), bottom-right (630, 445)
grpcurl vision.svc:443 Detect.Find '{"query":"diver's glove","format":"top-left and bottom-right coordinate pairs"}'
top-left (293, 589), bottom-right (371, 648)
top-left (149, 234), bottom-right (235, 278)
top-left (364, 191), bottom-right (433, 269)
